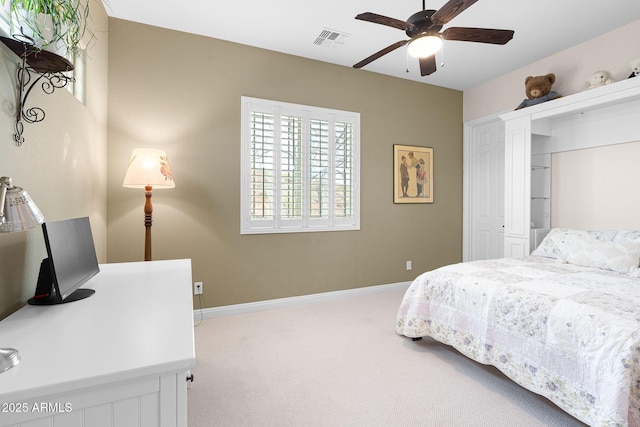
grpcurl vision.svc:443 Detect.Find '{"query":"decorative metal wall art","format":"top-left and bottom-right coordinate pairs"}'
top-left (0, 36), bottom-right (74, 146)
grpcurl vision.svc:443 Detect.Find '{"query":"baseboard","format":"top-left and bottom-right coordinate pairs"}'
top-left (193, 281), bottom-right (412, 320)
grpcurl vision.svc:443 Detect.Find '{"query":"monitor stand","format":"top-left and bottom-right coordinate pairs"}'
top-left (28, 259), bottom-right (95, 306)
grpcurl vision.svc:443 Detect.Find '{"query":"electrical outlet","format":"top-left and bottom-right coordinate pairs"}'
top-left (194, 281), bottom-right (203, 295)
top-left (406, 260), bottom-right (412, 271)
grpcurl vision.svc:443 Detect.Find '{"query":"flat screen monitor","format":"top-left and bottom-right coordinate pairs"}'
top-left (28, 217), bottom-right (99, 305)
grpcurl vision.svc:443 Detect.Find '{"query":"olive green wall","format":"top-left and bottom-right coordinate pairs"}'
top-left (107, 19), bottom-right (463, 308)
top-left (0, 0), bottom-right (108, 320)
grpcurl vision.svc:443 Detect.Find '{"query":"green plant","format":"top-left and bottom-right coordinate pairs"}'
top-left (9, 0), bottom-right (93, 56)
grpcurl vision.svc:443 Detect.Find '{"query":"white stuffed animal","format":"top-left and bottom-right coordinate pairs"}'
top-left (585, 70), bottom-right (615, 90)
top-left (629, 57), bottom-right (640, 78)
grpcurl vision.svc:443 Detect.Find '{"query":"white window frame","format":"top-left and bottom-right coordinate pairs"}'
top-left (241, 96), bottom-right (360, 234)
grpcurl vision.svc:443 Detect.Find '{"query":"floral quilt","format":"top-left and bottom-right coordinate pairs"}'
top-left (396, 256), bottom-right (640, 427)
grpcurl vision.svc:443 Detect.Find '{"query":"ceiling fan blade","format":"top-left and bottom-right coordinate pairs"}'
top-left (442, 27), bottom-right (514, 44)
top-left (419, 55), bottom-right (437, 76)
top-left (353, 40), bottom-right (408, 69)
top-left (355, 12), bottom-right (414, 31)
top-left (431, 0), bottom-right (479, 25)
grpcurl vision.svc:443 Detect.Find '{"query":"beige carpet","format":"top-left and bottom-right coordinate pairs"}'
top-left (188, 287), bottom-right (587, 427)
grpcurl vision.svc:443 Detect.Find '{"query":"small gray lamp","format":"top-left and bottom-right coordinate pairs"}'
top-left (0, 176), bottom-right (45, 373)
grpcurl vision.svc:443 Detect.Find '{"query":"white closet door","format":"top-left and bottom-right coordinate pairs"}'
top-left (470, 120), bottom-right (505, 260)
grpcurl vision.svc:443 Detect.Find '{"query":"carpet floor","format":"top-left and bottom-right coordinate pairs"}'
top-left (187, 287), bottom-right (587, 426)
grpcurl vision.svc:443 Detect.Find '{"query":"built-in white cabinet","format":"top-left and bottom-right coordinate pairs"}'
top-left (499, 77), bottom-right (640, 257)
top-left (0, 259), bottom-right (195, 427)
top-left (502, 115), bottom-right (532, 257)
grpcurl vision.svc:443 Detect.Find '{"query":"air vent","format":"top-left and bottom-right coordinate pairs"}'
top-left (314, 28), bottom-right (350, 48)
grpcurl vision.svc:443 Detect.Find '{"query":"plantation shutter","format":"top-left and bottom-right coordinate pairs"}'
top-left (241, 97), bottom-right (359, 234)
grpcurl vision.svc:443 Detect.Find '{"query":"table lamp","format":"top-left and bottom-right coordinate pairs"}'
top-left (0, 176), bottom-right (45, 373)
top-left (122, 148), bottom-right (175, 261)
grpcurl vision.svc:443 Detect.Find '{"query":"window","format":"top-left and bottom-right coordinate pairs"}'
top-left (241, 97), bottom-right (360, 234)
top-left (0, 1), bottom-right (9, 35)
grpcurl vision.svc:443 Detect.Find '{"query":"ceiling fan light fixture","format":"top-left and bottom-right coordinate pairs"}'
top-left (352, 0), bottom-right (514, 76)
top-left (407, 35), bottom-right (442, 58)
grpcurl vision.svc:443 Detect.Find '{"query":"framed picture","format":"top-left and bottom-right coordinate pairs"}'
top-left (393, 145), bottom-right (433, 204)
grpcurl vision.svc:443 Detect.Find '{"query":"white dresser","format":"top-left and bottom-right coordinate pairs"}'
top-left (0, 259), bottom-right (195, 427)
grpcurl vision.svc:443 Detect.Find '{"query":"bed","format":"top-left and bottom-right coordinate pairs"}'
top-left (396, 228), bottom-right (640, 427)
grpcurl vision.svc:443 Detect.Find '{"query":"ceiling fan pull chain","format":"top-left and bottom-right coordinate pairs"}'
top-left (406, 49), bottom-right (411, 73)
top-left (440, 43), bottom-right (445, 68)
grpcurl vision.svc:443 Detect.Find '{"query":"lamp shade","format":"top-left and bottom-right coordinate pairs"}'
top-left (0, 176), bottom-right (45, 233)
top-left (407, 35), bottom-right (443, 58)
top-left (123, 148), bottom-right (175, 189)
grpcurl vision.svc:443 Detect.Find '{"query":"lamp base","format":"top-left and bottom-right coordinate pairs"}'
top-left (0, 347), bottom-right (20, 373)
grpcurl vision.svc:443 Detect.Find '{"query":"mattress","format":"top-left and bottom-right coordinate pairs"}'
top-left (396, 255), bottom-right (640, 426)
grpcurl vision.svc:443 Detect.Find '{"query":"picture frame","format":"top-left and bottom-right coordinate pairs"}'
top-left (393, 144), bottom-right (433, 204)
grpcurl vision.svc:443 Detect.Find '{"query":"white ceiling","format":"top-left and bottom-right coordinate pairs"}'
top-left (101, 0), bottom-right (640, 91)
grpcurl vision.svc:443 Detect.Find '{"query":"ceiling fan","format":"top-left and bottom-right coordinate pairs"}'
top-left (353, 0), bottom-right (514, 76)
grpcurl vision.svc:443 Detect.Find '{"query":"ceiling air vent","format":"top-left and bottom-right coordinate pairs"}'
top-left (314, 29), bottom-right (350, 48)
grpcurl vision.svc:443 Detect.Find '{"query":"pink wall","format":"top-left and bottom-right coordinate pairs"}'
top-left (463, 20), bottom-right (640, 121)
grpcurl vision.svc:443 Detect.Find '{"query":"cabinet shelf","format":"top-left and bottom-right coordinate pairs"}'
top-left (0, 36), bottom-right (74, 146)
top-left (500, 77), bottom-right (640, 124)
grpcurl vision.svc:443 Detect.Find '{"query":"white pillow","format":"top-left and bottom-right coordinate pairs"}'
top-left (565, 239), bottom-right (640, 273)
top-left (613, 230), bottom-right (640, 245)
top-left (531, 228), bottom-right (616, 259)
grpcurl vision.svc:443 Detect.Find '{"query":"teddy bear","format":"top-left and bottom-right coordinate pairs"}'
top-left (585, 70), bottom-right (615, 90)
top-left (629, 57), bottom-right (640, 78)
top-left (515, 73), bottom-right (561, 110)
